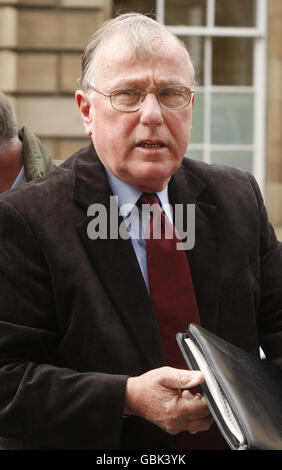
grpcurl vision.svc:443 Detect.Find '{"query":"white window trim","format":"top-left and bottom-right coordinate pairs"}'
top-left (157, 0), bottom-right (267, 193)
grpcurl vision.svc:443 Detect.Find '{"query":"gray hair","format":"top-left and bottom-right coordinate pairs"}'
top-left (77, 12), bottom-right (195, 90)
top-left (0, 92), bottom-right (18, 147)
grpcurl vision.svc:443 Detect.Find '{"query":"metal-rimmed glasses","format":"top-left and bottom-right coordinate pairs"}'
top-left (86, 83), bottom-right (195, 112)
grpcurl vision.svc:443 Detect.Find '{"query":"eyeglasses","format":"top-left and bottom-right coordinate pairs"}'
top-left (86, 83), bottom-right (195, 112)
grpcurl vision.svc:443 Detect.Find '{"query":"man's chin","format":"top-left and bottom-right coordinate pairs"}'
top-left (116, 160), bottom-right (182, 191)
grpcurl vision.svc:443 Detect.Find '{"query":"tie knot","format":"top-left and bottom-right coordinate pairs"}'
top-left (138, 193), bottom-right (160, 207)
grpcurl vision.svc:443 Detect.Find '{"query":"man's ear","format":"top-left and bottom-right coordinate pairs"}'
top-left (75, 90), bottom-right (93, 136)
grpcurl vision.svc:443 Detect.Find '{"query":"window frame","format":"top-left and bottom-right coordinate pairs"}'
top-left (157, 0), bottom-right (267, 192)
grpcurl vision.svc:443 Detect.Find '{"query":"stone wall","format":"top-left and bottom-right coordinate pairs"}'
top-left (0, 0), bottom-right (112, 159)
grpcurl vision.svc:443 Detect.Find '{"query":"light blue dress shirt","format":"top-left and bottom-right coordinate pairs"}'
top-left (106, 169), bottom-right (173, 292)
top-left (11, 166), bottom-right (26, 190)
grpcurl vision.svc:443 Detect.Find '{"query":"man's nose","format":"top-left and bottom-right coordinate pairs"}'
top-left (139, 93), bottom-right (164, 126)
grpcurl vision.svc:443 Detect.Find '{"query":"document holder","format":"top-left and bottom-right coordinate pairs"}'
top-left (176, 323), bottom-right (282, 450)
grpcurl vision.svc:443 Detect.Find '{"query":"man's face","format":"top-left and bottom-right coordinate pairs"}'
top-left (77, 34), bottom-right (194, 192)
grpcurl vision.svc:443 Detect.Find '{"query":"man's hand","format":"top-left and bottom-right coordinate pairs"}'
top-left (124, 366), bottom-right (212, 435)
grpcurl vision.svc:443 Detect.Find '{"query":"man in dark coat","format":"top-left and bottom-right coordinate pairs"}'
top-left (0, 13), bottom-right (281, 450)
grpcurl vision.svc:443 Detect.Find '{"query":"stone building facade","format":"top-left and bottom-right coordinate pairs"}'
top-left (0, 0), bottom-right (281, 237)
top-left (0, 0), bottom-right (111, 158)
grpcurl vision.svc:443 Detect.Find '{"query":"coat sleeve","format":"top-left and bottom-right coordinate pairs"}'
top-left (0, 199), bottom-right (127, 449)
top-left (247, 173), bottom-right (282, 368)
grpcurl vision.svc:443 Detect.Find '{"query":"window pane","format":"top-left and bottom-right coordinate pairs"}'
top-left (191, 92), bottom-right (204, 143)
top-left (211, 151), bottom-right (253, 173)
top-left (211, 93), bottom-right (254, 145)
top-left (113, 0), bottom-right (156, 17)
top-left (180, 36), bottom-right (204, 86)
top-left (185, 150), bottom-right (204, 161)
top-left (215, 0), bottom-right (256, 27)
top-left (165, 0), bottom-right (206, 26)
top-left (212, 37), bottom-right (253, 86)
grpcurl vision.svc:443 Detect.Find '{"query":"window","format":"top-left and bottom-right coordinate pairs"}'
top-left (159, 0), bottom-right (267, 190)
top-left (113, 0), bottom-right (267, 189)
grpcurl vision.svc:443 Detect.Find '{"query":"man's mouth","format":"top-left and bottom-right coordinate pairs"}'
top-left (137, 142), bottom-right (166, 149)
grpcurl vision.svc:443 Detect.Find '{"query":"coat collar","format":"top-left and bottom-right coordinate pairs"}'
top-left (72, 144), bottom-right (111, 209)
top-left (19, 126), bottom-right (60, 181)
top-left (74, 144), bottom-right (221, 367)
top-left (72, 144), bottom-right (209, 209)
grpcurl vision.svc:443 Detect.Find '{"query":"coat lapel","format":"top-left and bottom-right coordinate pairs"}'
top-left (73, 145), bottom-right (221, 367)
top-left (73, 145), bottom-right (165, 370)
top-left (169, 163), bottom-right (221, 334)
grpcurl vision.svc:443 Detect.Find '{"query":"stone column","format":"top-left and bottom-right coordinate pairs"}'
top-left (265, 0), bottom-right (282, 239)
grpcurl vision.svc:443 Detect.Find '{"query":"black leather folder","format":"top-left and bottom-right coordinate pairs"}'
top-left (176, 323), bottom-right (282, 450)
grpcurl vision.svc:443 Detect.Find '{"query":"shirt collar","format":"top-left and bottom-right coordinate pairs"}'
top-left (11, 166), bottom-right (26, 190)
top-left (105, 168), bottom-right (172, 222)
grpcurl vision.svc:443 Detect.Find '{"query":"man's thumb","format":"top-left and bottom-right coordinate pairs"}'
top-left (161, 367), bottom-right (204, 390)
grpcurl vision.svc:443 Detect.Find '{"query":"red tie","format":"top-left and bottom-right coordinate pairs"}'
top-left (138, 193), bottom-right (200, 369)
top-left (138, 193), bottom-right (226, 450)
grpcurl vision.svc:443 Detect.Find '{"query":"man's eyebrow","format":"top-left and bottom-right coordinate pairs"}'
top-left (110, 78), bottom-right (185, 89)
top-left (110, 78), bottom-right (146, 88)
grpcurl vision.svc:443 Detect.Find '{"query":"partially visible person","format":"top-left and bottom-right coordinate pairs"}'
top-left (0, 92), bottom-right (61, 450)
top-left (0, 92), bottom-right (61, 193)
